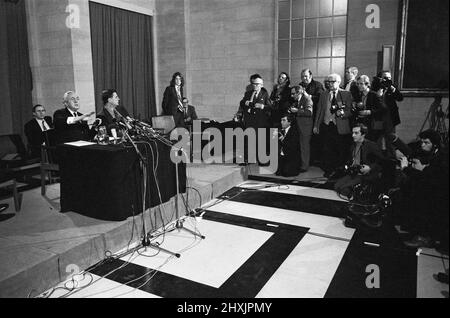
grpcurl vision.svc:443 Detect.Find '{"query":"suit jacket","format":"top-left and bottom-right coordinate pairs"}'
top-left (53, 108), bottom-right (94, 144)
top-left (349, 139), bottom-right (384, 176)
top-left (343, 80), bottom-right (359, 101)
top-left (162, 85), bottom-right (184, 127)
top-left (278, 125), bottom-right (301, 176)
top-left (96, 106), bottom-right (130, 135)
top-left (239, 87), bottom-right (272, 128)
top-left (291, 94), bottom-right (314, 133)
top-left (24, 116), bottom-right (53, 158)
top-left (183, 105), bottom-right (198, 125)
top-left (270, 83), bottom-right (291, 115)
top-left (314, 89), bottom-right (353, 135)
top-left (300, 79), bottom-right (324, 119)
top-left (383, 86), bottom-right (403, 127)
top-left (353, 90), bottom-right (386, 130)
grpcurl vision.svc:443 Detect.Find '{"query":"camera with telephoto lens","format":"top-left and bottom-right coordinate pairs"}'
top-left (372, 76), bottom-right (393, 91)
top-left (344, 164), bottom-right (362, 176)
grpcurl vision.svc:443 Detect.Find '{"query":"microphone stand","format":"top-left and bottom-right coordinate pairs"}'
top-left (121, 122), bottom-right (181, 258)
top-left (124, 117), bottom-right (205, 258)
top-left (172, 146), bottom-right (205, 241)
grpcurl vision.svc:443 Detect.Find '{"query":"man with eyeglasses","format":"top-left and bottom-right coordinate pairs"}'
top-left (54, 91), bottom-right (96, 144)
top-left (239, 74), bottom-right (272, 163)
top-left (314, 73), bottom-right (353, 178)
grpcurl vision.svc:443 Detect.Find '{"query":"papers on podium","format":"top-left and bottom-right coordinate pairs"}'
top-left (64, 140), bottom-right (96, 147)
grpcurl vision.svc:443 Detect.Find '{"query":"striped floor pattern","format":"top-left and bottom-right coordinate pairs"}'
top-left (39, 180), bottom-right (448, 298)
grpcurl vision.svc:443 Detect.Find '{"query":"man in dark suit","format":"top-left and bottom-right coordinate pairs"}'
top-left (96, 89), bottom-right (131, 137)
top-left (344, 66), bottom-right (360, 100)
top-left (375, 71), bottom-right (403, 133)
top-left (299, 68), bottom-right (324, 166)
top-left (24, 104), bottom-right (54, 158)
top-left (334, 123), bottom-right (385, 198)
top-left (239, 74), bottom-right (272, 164)
top-left (313, 73), bottom-right (354, 177)
top-left (162, 72), bottom-right (185, 128)
top-left (275, 114), bottom-right (301, 177)
top-left (352, 75), bottom-right (386, 142)
top-left (53, 91), bottom-right (96, 144)
top-left (181, 97), bottom-right (198, 127)
top-left (270, 72), bottom-right (291, 128)
top-left (240, 74), bottom-right (272, 129)
top-left (289, 85), bottom-right (314, 172)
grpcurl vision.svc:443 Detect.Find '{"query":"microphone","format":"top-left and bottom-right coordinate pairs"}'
top-left (114, 108), bottom-right (132, 130)
top-left (92, 118), bottom-right (102, 128)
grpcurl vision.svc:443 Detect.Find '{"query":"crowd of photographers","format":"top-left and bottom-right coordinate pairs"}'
top-left (236, 67), bottom-right (448, 250)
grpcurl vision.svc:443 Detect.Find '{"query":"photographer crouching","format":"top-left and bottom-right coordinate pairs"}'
top-left (392, 129), bottom-right (449, 249)
top-left (334, 123), bottom-right (385, 200)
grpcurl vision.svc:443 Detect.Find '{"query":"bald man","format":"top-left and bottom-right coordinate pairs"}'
top-left (53, 91), bottom-right (96, 144)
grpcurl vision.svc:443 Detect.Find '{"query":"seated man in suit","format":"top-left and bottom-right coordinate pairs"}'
top-left (181, 97), bottom-right (198, 128)
top-left (334, 123), bottom-right (385, 199)
top-left (96, 89), bottom-right (132, 137)
top-left (275, 113), bottom-right (301, 177)
top-left (53, 91), bottom-right (96, 144)
top-left (24, 104), bottom-right (54, 159)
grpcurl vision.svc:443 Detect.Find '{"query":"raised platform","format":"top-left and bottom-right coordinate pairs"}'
top-left (0, 163), bottom-right (246, 298)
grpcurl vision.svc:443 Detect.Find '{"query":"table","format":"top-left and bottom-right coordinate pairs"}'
top-left (57, 139), bottom-right (186, 221)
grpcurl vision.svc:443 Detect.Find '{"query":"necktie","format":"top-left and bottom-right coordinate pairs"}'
top-left (331, 92), bottom-right (337, 106)
top-left (251, 90), bottom-right (257, 102)
top-left (41, 120), bottom-right (47, 131)
top-left (73, 112), bottom-right (77, 118)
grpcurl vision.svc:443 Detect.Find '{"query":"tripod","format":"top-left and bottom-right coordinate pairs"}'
top-left (419, 96), bottom-right (449, 145)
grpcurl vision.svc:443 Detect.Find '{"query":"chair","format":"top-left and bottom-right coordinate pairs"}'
top-left (151, 115), bottom-right (176, 135)
top-left (40, 130), bottom-right (59, 195)
top-left (0, 134), bottom-right (40, 184)
top-left (0, 169), bottom-right (22, 212)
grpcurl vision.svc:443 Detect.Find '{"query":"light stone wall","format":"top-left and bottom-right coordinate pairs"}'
top-left (24, 0), bottom-right (446, 141)
top-left (26, 0), bottom-right (155, 118)
top-left (187, 0), bottom-right (276, 122)
top-left (155, 0), bottom-right (187, 115)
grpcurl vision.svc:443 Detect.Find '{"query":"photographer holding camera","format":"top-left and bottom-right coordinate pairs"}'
top-left (373, 71), bottom-right (403, 132)
top-left (270, 72), bottom-right (291, 128)
top-left (334, 123), bottom-right (385, 199)
top-left (313, 73), bottom-right (353, 178)
top-left (392, 129), bottom-right (449, 249)
top-left (352, 75), bottom-right (387, 142)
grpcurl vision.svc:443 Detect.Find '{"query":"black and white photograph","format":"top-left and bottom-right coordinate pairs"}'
top-left (0, 0), bottom-right (448, 302)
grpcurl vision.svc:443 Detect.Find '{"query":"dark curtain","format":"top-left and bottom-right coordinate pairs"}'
top-left (89, 1), bottom-right (156, 120)
top-left (0, 0), bottom-right (33, 137)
